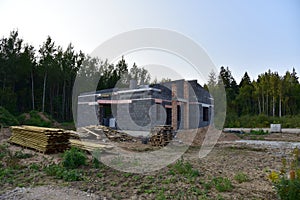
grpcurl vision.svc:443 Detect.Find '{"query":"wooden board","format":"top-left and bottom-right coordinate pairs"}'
top-left (9, 126), bottom-right (70, 154)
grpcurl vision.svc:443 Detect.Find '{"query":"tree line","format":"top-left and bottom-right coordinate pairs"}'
top-left (0, 30), bottom-right (150, 122)
top-left (1, 30), bottom-right (299, 126)
top-left (205, 66), bottom-right (300, 127)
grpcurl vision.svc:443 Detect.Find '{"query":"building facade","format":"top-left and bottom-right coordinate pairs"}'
top-left (77, 79), bottom-right (213, 130)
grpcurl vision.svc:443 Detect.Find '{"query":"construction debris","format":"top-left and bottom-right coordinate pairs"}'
top-left (9, 126), bottom-right (70, 154)
top-left (70, 139), bottom-right (114, 152)
top-left (77, 125), bottom-right (136, 142)
top-left (149, 125), bottom-right (174, 147)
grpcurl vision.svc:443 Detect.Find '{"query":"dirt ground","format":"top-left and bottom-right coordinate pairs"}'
top-left (1, 127), bottom-right (299, 199)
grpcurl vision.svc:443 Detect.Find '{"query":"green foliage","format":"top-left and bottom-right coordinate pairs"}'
top-left (92, 157), bottom-right (100, 168)
top-left (0, 106), bottom-right (19, 127)
top-left (234, 172), bottom-right (249, 183)
top-left (0, 167), bottom-right (15, 181)
top-left (275, 177), bottom-right (300, 200)
top-left (44, 164), bottom-right (83, 181)
top-left (18, 110), bottom-right (52, 127)
top-left (62, 147), bottom-right (87, 169)
top-left (169, 159), bottom-right (200, 178)
top-left (3, 148), bottom-right (22, 169)
top-left (212, 177), bottom-right (233, 192)
top-left (0, 144), bottom-right (9, 160)
top-left (225, 114), bottom-right (300, 128)
top-left (250, 129), bottom-right (268, 135)
top-left (14, 150), bottom-right (33, 159)
top-left (269, 148), bottom-right (300, 199)
top-left (29, 163), bottom-right (40, 171)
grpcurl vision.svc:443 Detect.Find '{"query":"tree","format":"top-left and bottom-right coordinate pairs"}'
top-left (38, 36), bottom-right (56, 113)
top-left (19, 44), bottom-right (36, 111)
top-left (239, 72), bottom-right (251, 87)
top-left (218, 66), bottom-right (239, 115)
top-left (0, 30), bottom-right (23, 113)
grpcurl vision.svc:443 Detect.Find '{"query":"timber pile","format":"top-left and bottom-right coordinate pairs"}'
top-left (149, 125), bottom-right (174, 147)
top-left (70, 139), bottom-right (113, 151)
top-left (9, 126), bottom-right (70, 154)
top-left (82, 125), bottom-right (135, 142)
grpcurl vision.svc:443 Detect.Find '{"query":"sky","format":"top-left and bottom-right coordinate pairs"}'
top-left (0, 0), bottom-right (299, 84)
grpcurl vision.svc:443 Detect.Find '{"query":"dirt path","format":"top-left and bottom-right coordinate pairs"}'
top-left (0, 186), bottom-right (103, 200)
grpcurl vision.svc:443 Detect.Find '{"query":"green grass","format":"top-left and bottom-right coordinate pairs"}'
top-left (44, 164), bottom-right (83, 181)
top-left (234, 172), bottom-right (249, 183)
top-left (14, 150), bottom-right (33, 159)
top-left (212, 177), bottom-right (233, 192)
top-left (169, 159), bottom-right (200, 178)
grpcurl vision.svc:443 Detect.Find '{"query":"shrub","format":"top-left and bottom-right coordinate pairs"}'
top-left (62, 147), bottom-right (87, 169)
top-left (0, 106), bottom-right (19, 127)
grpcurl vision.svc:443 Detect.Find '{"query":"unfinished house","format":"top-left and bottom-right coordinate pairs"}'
top-left (77, 79), bottom-right (213, 130)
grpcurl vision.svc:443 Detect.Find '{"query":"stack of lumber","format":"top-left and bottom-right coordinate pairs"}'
top-left (70, 139), bottom-right (113, 151)
top-left (149, 125), bottom-right (174, 147)
top-left (83, 125), bottom-right (135, 142)
top-left (9, 126), bottom-right (70, 154)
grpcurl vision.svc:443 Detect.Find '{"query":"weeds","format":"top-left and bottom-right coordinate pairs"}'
top-left (234, 172), bottom-right (249, 183)
top-left (268, 148), bottom-right (300, 199)
top-left (212, 177), bottom-right (233, 192)
top-left (44, 164), bottom-right (83, 181)
top-left (14, 150), bottom-right (33, 159)
top-left (170, 159), bottom-right (200, 178)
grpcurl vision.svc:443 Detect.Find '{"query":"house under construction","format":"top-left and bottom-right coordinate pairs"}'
top-left (77, 79), bottom-right (213, 131)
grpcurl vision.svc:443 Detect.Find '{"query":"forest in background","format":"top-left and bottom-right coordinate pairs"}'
top-left (204, 67), bottom-right (300, 128)
top-left (0, 30), bottom-right (150, 123)
top-left (0, 30), bottom-right (300, 127)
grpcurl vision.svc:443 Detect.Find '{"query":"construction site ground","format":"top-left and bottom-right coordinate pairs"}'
top-left (1, 127), bottom-right (300, 200)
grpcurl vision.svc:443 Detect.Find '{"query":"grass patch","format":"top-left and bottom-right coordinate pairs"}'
top-left (18, 110), bottom-right (52, 127)
top-left (234, 172), bottom-right (249, 183)
top-left (14, 150), bottom-right (33, 159)
top-left (44, 164), bottom-right (83, 181)
top-left (169, 159), bottom-right (200, 178)
top-left (212, 177), bottom-right (233, 192)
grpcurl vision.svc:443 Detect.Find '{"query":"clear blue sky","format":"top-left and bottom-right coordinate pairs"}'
top-left (1, 0), bottom-right (299, 83)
